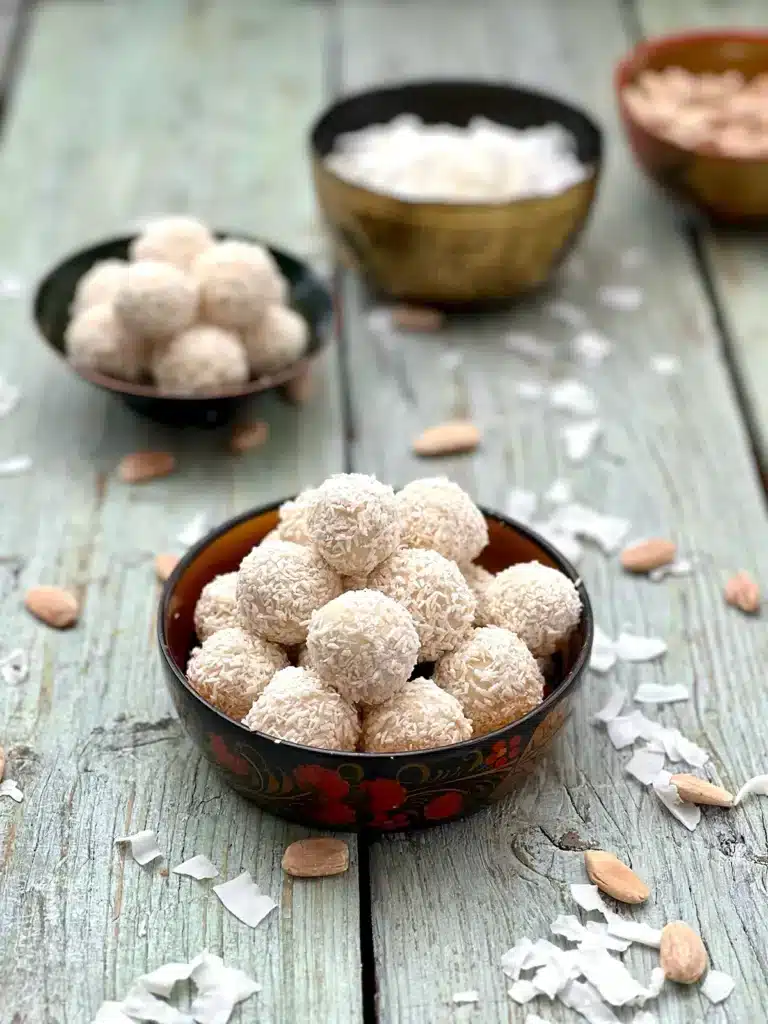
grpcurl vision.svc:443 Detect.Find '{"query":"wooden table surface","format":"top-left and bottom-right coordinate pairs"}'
top-left (1, 1), bottom-right (767, 1022)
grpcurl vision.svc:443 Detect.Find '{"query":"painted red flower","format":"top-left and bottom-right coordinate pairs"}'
top-left (209, 734), bottom-right (250, 776)
top-left (484, 734), bottom-right (522, 769)
top-left (313, 801), bottom-right (356, 826)
top-left (424, 791), bottom-right (463, 820)
top-left (294, 764), bottom-right (350, 800)
top-left (360, 778), bottom-right (407, 813)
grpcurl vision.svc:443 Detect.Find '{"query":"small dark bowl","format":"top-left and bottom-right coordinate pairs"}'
top-left (616, 30), bottom-right (768, 223)
top-left (33, 233), bottom-right (333, 427)
top-left (310, 79), bottom-right (603, 307)
top-left (158, 500), bottom-right (593, 833)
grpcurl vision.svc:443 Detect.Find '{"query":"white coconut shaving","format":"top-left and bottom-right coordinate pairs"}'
top-left (501, 938), bottom-right (535, 980)
top-left (550, 915), bottom-right (630, 953)
top-left (545, 298), bottom-right (587, 328)
top-left (0, 455), bottom-right (31, 476)
top-left (530, 521), bottom-right (584, 565)
top-left (505, 331), bottom-right (556, 362)
top-left (547, 503), bottom-right (630, 554)
top-left (615, 633), bottom-right (668, 662)
top-left (0, 274), bottom-right (22, 298)
top-left (120, 985), bottom-right (190, 1023)
top-left (508, 979), bottom-right (539, 1004)
top-left (559, 979), bottom-right (620, 1023)
top-left (634, 682), bottom-right (689, 704)
top-left (544, 479), bottom-right (572, 505)
top-left (505, 487), bottom-right (537, 523)
top-left (172, 854), bottom-right (219, 880)
top-left (604, 918), bottom-right (662, 949)
top-left (590, 630), bottom-right (619, 675)
top-left (650, 354), bottom-right (680, 376)
top-left (524, 1014), bottom-right (553, 1024)
top-left (594, 697), bottom-right (709, 768)
top-left (0, 779), bottom-right (23, 802)
top-left (597, 285), bottom-right (643, 312)
top-left (92, 1002), bottom-right (135, 1023)
top-left (177, 512), bottom-right (208, 547)
top-left (139, 961), bottom-right (198, 998)
top-left (648, 558), bottom-right (692, 582)
top-left (570, 884), bottom-right (610, 915)
top-left (514, 379), bottom-right (545, 401)
top-left (733, 774), bottom-right (768, 805)
top-left (571, 330), bottom-right (613, 367)
top-left (0, 648), bottom-right (28, 684)
top-left (114, 829), bottom-right (164, 866)
top-left (700, 969), bottom-right (735, 1004)
top-left (451, 991), bottom-right (479, 1004)
top-left (549, 379), bottom-right (598, 417)
top-left (213, 871), bottom-right (276, 927)
top-left (561, 419), bottom-right (602, 462)
top-left (652, 770), bottom-right (702, 831)
top-left (189, 952), bottom-right (262, 1024)
top-left (625, 746), bottom-right (666, 785)
top-left (592, 683), bottom-right (626, 722)
top-left (0, 376), bottom-right (20, 417)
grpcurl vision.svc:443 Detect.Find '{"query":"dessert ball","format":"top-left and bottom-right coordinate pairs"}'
top-left (194, 571), bottom-right (239, 642)
top-left (342, 573), bottom-right (369, 591)
top-left (276, 488), bottom-right (318, 545)
top-left (152, 324), bottom-right (248, 394)
top-left (397, 477), bottom-right (488, 564)
top-left (130, 216), bottom-right (214, 270)
top-left (461, 562), bottom-right (494, 624)
top-left (306, 590), bottom-right (419, 706)
top-left (115, 260), bottom-right (198, 340)
top-left (434, 626), bottom-right (544, 736)
top-left (72, 259), bottom-right (128, 314)
top-left (482, 561), bottom-right (581, 658)
top-left (186, 626), bottom-right (288, 720)
top-left (236, 540), bottom-right (343, 645)
top-left (193, 240), bottom-right (280, 330)
top-left (361, 678), bottom-right (472, 753)
top-left (65, 303), bottom-right (146, 381)
top-left (242, 305), bottom-right (308, 377)
top-left (367, 548), bottom-right (475, 662)
top-left (307, 473), bottom-right (400, 576)
top-left (242, 666), bottom-right (359, 751)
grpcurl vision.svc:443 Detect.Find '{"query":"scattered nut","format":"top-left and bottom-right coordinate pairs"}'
top-left (724, 571), bottom-right (760, 614)
top-left (391, 305), bottom-right (445, 332)
top-left (620, 538), bottom-right (676, 574)
top-left (413, 420), bottom-right (481, 457)
top-left (230, 420), bottom-right (269, 454)
top-left (118, 450), bottom-right (176, 484)
top-left (0, 746), bottom-right (5, 782)
top-left (24, 586), bottom-right (79, 629)
top-left (158, 867), bottom-right (169, 878)
top-left (583, 849), bottom-right (649, 904)
top-left (669, 773), bottom-right (733, 807)
top-left (284, 367), bottom-right (315, 405)
top-left (281, 837), bottom-right (349, 877)
top-left (154, 553), bottom-right (179, 583)
top-left (659, 921), bottom-right (708, 984)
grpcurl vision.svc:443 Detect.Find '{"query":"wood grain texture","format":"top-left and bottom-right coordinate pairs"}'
top-left (337, 0), bottom-right (768, 1021)
top-left (0, 3), bottom-right (359, 1023)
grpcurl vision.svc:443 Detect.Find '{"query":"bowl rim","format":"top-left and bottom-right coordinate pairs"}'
top-left (158, 498), bottom-right (594, 762)
top-left (309, 77), bottom-right (603, 213)
top-left (33, 232), bottom-right (333, 402)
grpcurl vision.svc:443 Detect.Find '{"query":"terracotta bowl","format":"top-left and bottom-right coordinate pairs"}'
top-left (616, 30), bottom-right (768, 222)
top-left (158, 500), bottom-right (593, 833)
top-left (310, 79), bottom-right (602, 306)
top-left (33, 233), bottom-right (333, 427)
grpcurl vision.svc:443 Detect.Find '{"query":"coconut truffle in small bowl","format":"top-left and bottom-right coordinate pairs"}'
top-left (65, 303), bottom-right (147, 382)
top-left (243, 304), bottom-right (309, 377)
top-left (115, 260), bottom-right (199, 341)
top-left (460, 562), bottom-right (494, 623)
top-left (152, 324), bottom-right (249, 394)
top-left (307, 473), bottom-right (400, 576)
top-left (361, 678), bottom-right (472, 753)
top-left (276, 488), bottom-right (318, 545)
top-left (187, 626), bottom-right (288, 721)
top-left (194, 571), bottom-right (239, 642)
top-left (397, 477), bottom-right (488, 564)
top-left (130, 216), bottom-right (214, 271)
top-left (193, 240), bottom-right (281, 330)
top-left (71, 259), bottom-right (128, 315)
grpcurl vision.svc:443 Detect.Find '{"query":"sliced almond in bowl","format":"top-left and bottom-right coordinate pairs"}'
top-left (669, 773), bottom-right (733, 807)
top-left (282, 838), bottom-right (349, 878)
top-left (413, 420), bottom-right (481, 457)
top-left (24, 586), bottom-right (79, 629)
top-left (659, 921), bottom-right (708, 984)
top-left (584, 849), bottom-right (649, 904)
top-left (620, 538), bottom-right (676, 573)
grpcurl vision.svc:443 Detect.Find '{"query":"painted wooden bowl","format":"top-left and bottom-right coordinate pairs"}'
top-left (616, 30), bottom-right (768, 222)
top-left (310, 79), bottom-right (603, 306)
top-left (158, 500), bottom-right (593, 833)
top-left (33, 233), bottom-right (333, 427)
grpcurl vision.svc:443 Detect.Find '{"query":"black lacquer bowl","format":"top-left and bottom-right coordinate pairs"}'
top-left (33, 233), bottom-right (333, 427)
top-left (158, 500), bottom-right (593, 833)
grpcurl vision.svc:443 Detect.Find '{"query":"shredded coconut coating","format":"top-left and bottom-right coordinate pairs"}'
top-left (397, 477), bottom-right (488, 564)
top-left (277, 489), bottom-right (318, 545)
top-left (151, 324), bottom-right (248, 394)
top-left (65, 302), bottom-right (147, 381)
top-left (367, 548), bottom-right (475, 662)
top-left (243, 305), bottom-right (309, 377)
top-left (194, 572), bottom-right (239, 641)
top-left (460, 562), bottom-right (494, 624)
top-left (342, 573), bottom-right (369, 591)
top-left (434, 626), bottom-right (543, 736)
top-left (482, 561), bottom-right (582, 658)
top-left (192, 240), bottom-right (280, 330)
top-left (306, 590), bottom-right (419, 706)
top-left (361, 678), bottom-right (472, 752)
top-left (72, 259), bottom-right (128, 314)
top-left (243, 666), bottom-right (360, 751)
top-left (259, 528), bottom-right (282, 546)
top-left (307, 473), bottom-right (400, 575)
top-left (236, 540), bottom-right (343, 645)
top-left (130, 216), bottom-right (214, 271)
top-left (115, 260), bottom-right (199, 340)
top-left (186, 626), bottom-right (288, 720)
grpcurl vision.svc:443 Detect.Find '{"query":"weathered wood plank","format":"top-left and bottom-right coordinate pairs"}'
top-left (0, 3), bottom-right (358, 1023)
top-left (0, 0), bottom-right (24, 104)
top-left (337, 0), bottom-right (768, 1021)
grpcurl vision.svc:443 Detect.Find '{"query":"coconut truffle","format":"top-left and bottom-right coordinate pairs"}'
top-left (307, 473), bottom-right (400, 576)
top-left (151, 324), bottom-right (248, 394)
top-left (236, 539), bottom-right (343, 645)
top-left (242, 666), bottom-right (359, 751)
top-left (194, 571), bottom-right (239, 642)
top-left (306, 590), bottom-right (419, 706)
top-left (397, 477), bottom-right (488, 564)
top-left (342, 573), bottom-right (369, 591)
top-left (72, 259), bottom-right (128, 314)
top-left (482, 561), bottom-right (582, 658)
top-left (130, 216), bottom-right (214, 270)
top-left (186, 626), bottom-right (288, 720)
top-left (115, 260), bottom-right (198, 340)
top-left (461, 562), bottom-right (494, 624)
top-left (193, 240), bottom-right (281, 330)
top-left (367, 548), bottom-right (475, 662)
top-left (434, 626), bottom-right (544, 736)
top-left (242, 305), bottom-right (308, 377)
top-left (276, 489), bottom-right (318, 545)
top-left (361, 678), bottom-right (472, 753)
top-left (65, 303), bottom-right (146, 381)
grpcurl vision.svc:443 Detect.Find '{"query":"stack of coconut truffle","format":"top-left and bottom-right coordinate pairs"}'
top-left (65, 215), bottom-right (308, 393)
top-left (187, 474), bottom-right (582, 753)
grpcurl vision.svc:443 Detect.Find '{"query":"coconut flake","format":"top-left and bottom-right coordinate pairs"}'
top-left (524, 1015), bottom-right (554, 1024)
top-left (625, 746), bottom-right (666, 785)
top-left (177, 513), bottom-right (208, 547)
top-left (213, 871), bottom-right (276, 928)
top-left (581, 921), bottom-right (632, 953)
top-left (571, 330), bottom-right (613, 368)
top-left (507, 979), bottom-right (539, 1004)
top-left (172, 854), bottom-right (219, 880)
top-left (501, 937), bottom-right (534, 980)
top-left (648, 559), bottom-right (692, 583)
top-left (0, 455), bottom-right (31, 476)
top-left (505, 331), bottom-right (556, 362)
top-left (561, 419), bottom-right (602, 463)
top-left (139, 962), bottom-right (197, 999)
top-left (634, 683), bottom-right (689, 704)
top-left (574, 947), bottom-right (648, 1006)
top-left (590, 631), bottom-right (619, 676)
top-left (559, 979), bottom-right (620, 1023)
top-left (606, 711), bottom-right (652, 750)
top-left (549, 379), bottom-right (598, 417)
top-left (0, 779), bottom-right (23, 802)
top-left (733, 774), bottom-right (768, 806)
top-left (650, 354), bottom-right (680, 376)
top-left (505, 488), bottom-right (537, 523)
top-left (0, 648), bottom-right (28, 684)
top-left (0, 275), bottom-right (22, 298)
top-left (544, 479), bottom-right (572, 505)
top-left (631, 1013), bottom-right (659, 1024)
top-left (115, 829), bottom-right (164, 866)
top-left (531, 956), bottom-right (576, 999)
top-left (189, 952), bottom-right (261, 1024)
top-left (593, 683), bottom-right (626, 722)
top-left (605, 917), bottom-right (663, 948)
top-left (615, 633), bottom-right (667, 663)
top-left (597, 285), bottom-right (643, 312)
top-left (120, 985), bottom-right (192, 1024)
top-left (548, 503), bottom-right (630, 554)
top-left (452, 991), bottom-right (479, 1005)
top-left (570, 883), bottom-right (610, 916)
top-left (514, 380), bottom-right (545, 401)
top-left (92, 1003), bottom-right (136, 1024)
top-left (653, 770), bottom-right (702, 831)
top-left (531, 521), bottom-right (584, 565)
top-left (545, 298), bottom-right (587, 327)
top-left (701, 969), bottom-right (735, 1004)
top-left (652, 728), bottom-right (709, 768)
top-left (0, 377), bottom-right (20, 417)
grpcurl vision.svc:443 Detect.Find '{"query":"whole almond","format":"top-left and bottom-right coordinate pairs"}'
top-left (282, 838), bottom-right (349, 878)
top-left (284, 369), bottom-right (314, 405)
top-left (620, 538), bottom-right (676, 574)
top-left (118, 451), bottom-right (176, 484)
top-left (584, 850), bottom-right (649, 904)
top-left (659, 921), bottom-right (708, 984)
top-left (391, 305), bottom-right (444, 332)
top-left (413, 420), bottom-right (481, 457)
top-left (724, 571), bottom-right (760, 614)
top-left (154, 553), bottom-right (179, 583)
top-left (669, 773), bottom-right (733, 807)
top-left (229, 421), bottom-right (269, 454)
top-left (0, 745), bottom-right (5, 782)
top-left (24, 585), bottom-right (79, 629)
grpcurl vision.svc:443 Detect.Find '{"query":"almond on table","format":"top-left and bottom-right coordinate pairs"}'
top-left (118, 450), bottom-right (176, 483)
top-left (583, 849), bottom-right (649, 904)
top-left (24, 586), bottom-right (79, 629)
top-left (284, 368), bottom-right (315, 405)
top-left (413, 420), bottom-right (481, 457)
top-left (620, 538), bottom-right (676, 573)
top-left (724, 571), bottom-right (760, 614)
top-left (282, 837), bottom-right (349, 878)
top-left (670, 773), bottom-right (733, 807)
top-left (154, 553), bottom-right (179, 583)
top-left (659, 921), bottom-right (708, 984)
top-left (391, 304), bottom-right (445, 332)
top-left (0, 745), bottom-right (5, 782)
top-left (229, 420), bottom-right (269, 454)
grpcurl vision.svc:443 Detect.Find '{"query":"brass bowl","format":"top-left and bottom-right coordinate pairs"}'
top-left (616, 30), bottom-right (768, 223)
top-left (310, 80), bottom-right (602, 306)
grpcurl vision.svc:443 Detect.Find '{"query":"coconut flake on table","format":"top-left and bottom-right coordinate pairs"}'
top-left (530, 520), bottom-right (584, 565)
top-left (550, 915), bottom-right (630, 953)
top-left (91, 1002), bottom-right (136, 1024)
top-left (589, 629), bottom-right (619, 675)
top-left (451, 991), bottom-right (480, 1004)
top-left (571, 330), bottom-right (613, 368)
top-left (507, 979), bottom-right (539, 1004)
top-left (574, 947), bottom-right (654, 1007)
top-left (570, 883), bottom-right (611, 915)
top-left (505, 331), bottom-right (557, 362)
top-left (547, 502), bottom-right (630, 554)
top-left (634, 682), bottom-right (689, 704)
top-left (0, 455), bottom-right (31, 476)
top-left (592, 682), bottom-right (626, 722)
top-left (0, 376), bottom-right (20, 417)
top-left (597, 285), bottom-right (643, 312)
top-left (559, 979), bottom-right (620, 1023)
top-left (177, 512), bottom-right (208, 547)
top-left (505, 488), bottom-right (538, 523)
top-left (545, 299), bottom-right (587, 328)
top-left (213, 871), bottom-right (276, 928)
top-left (649, 354), bottom-right (681, 376)
top-left (501, 937), bottom-right (535, 980)
top-left (561, 418), bottom-right (602, 462)
top-left (700, 969), bottom-right (735, 1004)
top-left (114, 829), bottom-right (164, 866)
top-left (0, 779), bottom-right (23, 802)
top-left (514, 379), bottom-right (545, 401)
top-left (189, 952), bottom-right (262, 1024)
top-left (648, 558), bottom-right (692, 583)
top-left (652, 770), bottom-right (702, 831)
top-left (625, 745), bottom-right (666, 785)
top-left (549, 379), bottom-right (598, 417)
top-left (120, 985), bottom-right (192, 1024)
top-left (0, 274), bottom-right (23, 298)
top-left (544, 478), bottom-right (572, 505)
top-left (172, 854), bottom-right (219, 880)
top-left (524, 1015), bottom-right (554, 1024)
top-left (0, 648), bottom-right (28, 684)
top-left (733, 774), bottom-right (768, 805)
top-left (614, 632), bottom-right (667, 662)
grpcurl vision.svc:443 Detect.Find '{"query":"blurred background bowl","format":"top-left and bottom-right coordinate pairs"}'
top-left (310, 79), bottom-right (602, 307)
top-left (616, 30), bottom-right (768, 223)
top-left (34, 233), bottom-right (333, 428)
top-left (158, 500), bottom-right (593, 833)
